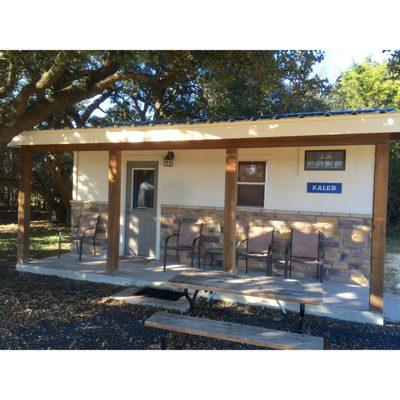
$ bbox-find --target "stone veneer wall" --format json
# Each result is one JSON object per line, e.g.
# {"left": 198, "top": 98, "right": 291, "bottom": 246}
{"left": 70, "top": 201, "right": 108, "bottom": 257}
{"left": 70, "top": 201, "right": 372, "bottom": 283}
{"left": 161, "top": 205, "right": 372, "bottom": 284}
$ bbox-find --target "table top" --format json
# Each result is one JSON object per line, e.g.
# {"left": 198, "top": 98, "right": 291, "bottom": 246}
{"left": 167, "top": 270, "right": 323, "bottom": 305}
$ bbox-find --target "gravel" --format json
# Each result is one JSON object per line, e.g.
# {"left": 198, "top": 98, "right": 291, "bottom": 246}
{"left": 1, "top": 265, "right": 400, "bottom": 350}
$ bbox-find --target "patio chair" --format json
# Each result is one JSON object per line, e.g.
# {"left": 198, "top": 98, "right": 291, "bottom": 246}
{"left": 58, "top": 213, "right": 100, "bottom": 261}
{"left": 202, "top": 233, "right": 224, "bottom": 270}
{"left": 236, "top": 226, "right": 274, "bottom": 276}
{"left": 163, "top": 220, "right": 203, "bottom": 271}
{"left": 285, "top": 229, "right": 324, "bottom": 282}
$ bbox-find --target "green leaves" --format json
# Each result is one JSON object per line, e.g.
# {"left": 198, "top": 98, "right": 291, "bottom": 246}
{"left": 332, "top": 58, "right": 400, "bottom": 110}
{"left": 330, "top": 56, "right": 400, "bottom": 224}
{"left": 0, "top": 50, "right": 331, "bottom": 142}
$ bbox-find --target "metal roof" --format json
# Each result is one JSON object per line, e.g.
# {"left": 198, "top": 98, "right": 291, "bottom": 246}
{"left": 96, "top": 108, "right": 396, "bottom": 129}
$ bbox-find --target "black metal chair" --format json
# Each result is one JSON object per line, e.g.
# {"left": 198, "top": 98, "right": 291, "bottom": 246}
{"left": 285, "top": 229, "right": 324, "bottom": 282}
{"left": 202, "top": 233, "right": 223, "bottom": 270}
{"left": 163, "top": 220, "right": 203, "bottom": 271}
{"left": 236, "top": 226, "right": 274, "bottom": 276}
{"left": 58, "top": 213, "right": 100, "bottom": 260}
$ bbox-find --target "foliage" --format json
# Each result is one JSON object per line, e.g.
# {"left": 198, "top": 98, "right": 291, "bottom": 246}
{"left": 389, "top": 142, "right": 400, "bottom": 224}
{"left": 387, "top": 223, "right": 400, "bottom": 254}
{"left": 0, "top": 51, "right": 329, "bottom": 222}
{"left": 331, "top": 58, "right": 400, "bottom": 109}
{"left": 0, "top": 149, "right": 19, "bottom": 209}
{"left": 98, "top": 50, "right": 329, "bottom": 124}
{"left": 0, "top": 50, "right": 329, "bottom": 138}
{"left": 388, "top": 50, "right": 400, "bottom": 79}
{"left": 0, "top": 147, "right": 73, "bottom": 221}
{"left": 331, "top": 57, "right": 400, "bottom": 224}
{"left": 201, "top": 51, "right": 329, "bottom": 118}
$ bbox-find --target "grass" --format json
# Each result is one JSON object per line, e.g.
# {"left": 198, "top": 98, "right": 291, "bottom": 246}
{"left": 0, "top": 220, "right": 70, "bottom": 266}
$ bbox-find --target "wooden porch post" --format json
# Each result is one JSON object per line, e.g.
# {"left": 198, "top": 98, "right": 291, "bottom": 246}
{"left": 223, "top": 147, "right": 238, "bottom": 273}
{"left": 17, "top": 150, "right": 32, "bottom": 266}
{"left": 369, "top": 141, "right": 390, "bottom": 312}
{"left": 106, "top": 150, "right": 121, "bottom": 275}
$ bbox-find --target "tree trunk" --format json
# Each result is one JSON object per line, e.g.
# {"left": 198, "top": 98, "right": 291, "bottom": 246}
{"left": 45, "top": 153, "right": 72, "bottom": 224}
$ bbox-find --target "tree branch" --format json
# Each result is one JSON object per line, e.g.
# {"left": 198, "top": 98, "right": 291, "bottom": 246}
{"left": 0, "top": 59, "right": 17, "bottom": 99}
{"left": 81, "top": 89, "right": 113, "bottom": 123}
{"left": 0, "top": 54, "right": 181, "bottom": 146}
{"left": 35, "top": 51, "right": 78, "bottom": 90}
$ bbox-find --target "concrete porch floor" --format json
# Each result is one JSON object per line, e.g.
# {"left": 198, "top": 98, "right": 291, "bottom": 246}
{"left": 16, "top": 253, "right": 400, "bottom": 325}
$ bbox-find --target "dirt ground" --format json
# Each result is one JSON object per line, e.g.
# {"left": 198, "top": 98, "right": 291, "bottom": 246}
{"left": 1, "top": 220, "right": 400, "bottom": 350}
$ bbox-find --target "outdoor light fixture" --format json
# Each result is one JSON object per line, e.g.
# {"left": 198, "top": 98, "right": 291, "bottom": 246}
{"left": 163, "top": 150, "right": 174, "bottom": 167}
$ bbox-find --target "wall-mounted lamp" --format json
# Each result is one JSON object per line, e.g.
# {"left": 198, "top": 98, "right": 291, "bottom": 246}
{"left": 163, "top": 150, "right": 174, "bottom": 167}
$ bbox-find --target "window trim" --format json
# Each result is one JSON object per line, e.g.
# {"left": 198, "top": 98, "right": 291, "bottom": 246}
{"left": 237, "top": 161, "right": 267, "bottom": 208}
{"left": 304, "top": 149, "right": 346, "bottom": 171}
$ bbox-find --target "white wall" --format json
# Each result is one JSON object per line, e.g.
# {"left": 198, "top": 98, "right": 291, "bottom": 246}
{"left": 259, "top": 145, "right": 374, "bottom": 215}
{"left": 74, "top": 146, "right": 375, "bottom": 256}
{"left": 297, "top": 146, "right": 374, "bottom": 215}
{"left": 74, "top": 151, "right": 109, "bottom": 201}
{"left": 74, "top": 146, "right": 375, "bottom": 215}
{"left": 159, "top": 150, "right": 225, "bottom": 207}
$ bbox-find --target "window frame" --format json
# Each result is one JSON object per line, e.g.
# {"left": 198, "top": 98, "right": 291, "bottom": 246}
{"left": 237, "top": 161, "right": 267, "bottom": 209}
{"left": 304, "top": 149, "right": 346, "bottom": 171}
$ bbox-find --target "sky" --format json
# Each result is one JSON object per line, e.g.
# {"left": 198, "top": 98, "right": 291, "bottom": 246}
{"left": 315, "top": 49, "right": 390, "bottom": 83}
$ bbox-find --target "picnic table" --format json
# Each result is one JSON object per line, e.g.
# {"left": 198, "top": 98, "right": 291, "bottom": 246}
{"left": 167, "top": 270, "right": 323, "bottom": 333}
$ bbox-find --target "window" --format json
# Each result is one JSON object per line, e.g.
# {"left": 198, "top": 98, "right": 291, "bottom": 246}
{"left": 305, "top": 150, "right": 346, "bottom": 171}
{"left": 132, "top": 169, "right": 155, "bottom": 209}
{"left": 237, "top": 161, "right": 266, "bottom": 207}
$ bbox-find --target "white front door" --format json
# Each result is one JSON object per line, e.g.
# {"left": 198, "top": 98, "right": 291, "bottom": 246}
{"left": 124, "top": 161, "right": 158, "bottom": 257}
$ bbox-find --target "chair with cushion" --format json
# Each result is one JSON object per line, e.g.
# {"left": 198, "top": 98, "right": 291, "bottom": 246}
{"left": 58, "top": 213, "right": 100, "bottom": 260}
{"left": 236, "top": 226, "right": 274, "bottom": 276}
{"left": 285, "top": 229, "right": 324, "bottom": 282}
{"left": 163, "top": 220, "right": 203, "bottom": 271}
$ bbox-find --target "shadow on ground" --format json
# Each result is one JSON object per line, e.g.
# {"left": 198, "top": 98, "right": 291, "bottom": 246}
{"left": 1, "top": 265, "right": 400, "bottom": 350}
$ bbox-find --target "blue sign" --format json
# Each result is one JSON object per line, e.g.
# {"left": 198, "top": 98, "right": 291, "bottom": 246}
{"left": 307, "top": 182, "right": 342, "bottom": 194}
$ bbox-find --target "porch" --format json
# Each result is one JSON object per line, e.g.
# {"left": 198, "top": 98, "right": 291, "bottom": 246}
{"left": 17, "top": 254, "right": 400, "bottom": 325}
{"left": 9, "top": 109, "right": 400, "bottom": 317}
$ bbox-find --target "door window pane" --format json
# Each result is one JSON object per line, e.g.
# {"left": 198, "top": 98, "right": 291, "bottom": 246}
{"left": 237, "top": 184, "right": 265, "bottom": 207}
{"left": 132, "top": 169, "right": 155, "bottom": 209}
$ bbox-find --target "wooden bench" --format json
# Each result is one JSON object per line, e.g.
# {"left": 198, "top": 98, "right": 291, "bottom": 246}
{"left": 145, "top": 311, "right": 324, "bottom": 350}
